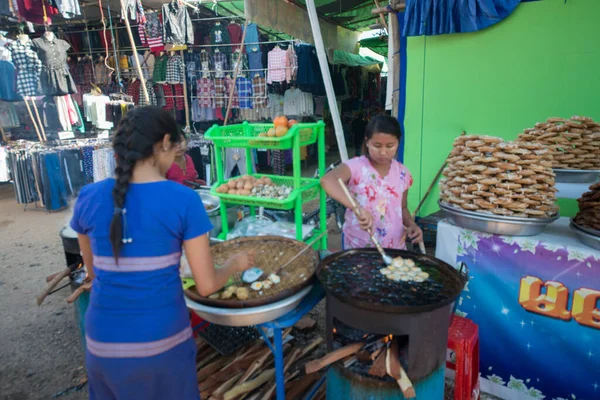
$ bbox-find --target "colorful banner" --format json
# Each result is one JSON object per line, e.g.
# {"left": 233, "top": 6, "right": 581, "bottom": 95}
{"left": 455, "top": 230, "right": 600, "bottom": 400}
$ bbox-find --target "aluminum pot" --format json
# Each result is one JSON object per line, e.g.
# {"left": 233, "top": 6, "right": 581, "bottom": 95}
{"left": 195, "top": 189, "right": 238, "bottom": 238}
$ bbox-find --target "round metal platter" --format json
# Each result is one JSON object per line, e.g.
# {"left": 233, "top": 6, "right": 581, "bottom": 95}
{"left": 317, "top": 248, "right": 467, "bottom": 314}
{"left": 570, "top": 221, "right": 600, "bottom": 251}
{"left": 553, "top": 169, "right": 600, "bottom": 184}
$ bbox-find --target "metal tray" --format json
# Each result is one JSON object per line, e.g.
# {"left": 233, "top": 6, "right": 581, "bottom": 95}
{"left": 185, "top": 285, "right": 312, "bottom": 326}
{"left": 439, "top": 202, "right": 558, "bottom": 236}
{"left": 570, "top": 221, "right": 600, "bottom": 251}
{"left": 554, "top": 169, "right": 600, "bottom": 184}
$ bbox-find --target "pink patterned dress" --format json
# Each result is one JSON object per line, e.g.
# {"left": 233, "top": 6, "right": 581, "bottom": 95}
{"left": 343, "top": 156, "right": 413, "bottom": 250}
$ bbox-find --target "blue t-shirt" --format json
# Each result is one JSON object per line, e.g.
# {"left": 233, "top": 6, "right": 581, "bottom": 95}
{"left": 70, "top": 179, "right": 212, "bottom": 345}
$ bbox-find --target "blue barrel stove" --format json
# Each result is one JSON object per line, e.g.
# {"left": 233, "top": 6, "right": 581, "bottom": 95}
{"left": 59, "top": 227, "right": 90, "bottom": 352}
{"left": 318, "top": 249, "right": 467, "bottom": 399}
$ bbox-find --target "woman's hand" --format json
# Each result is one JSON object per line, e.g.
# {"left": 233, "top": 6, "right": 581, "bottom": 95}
{"left": 405, "top": 223, "right": 424, "bottom": 244}
{"left": 225, "top": 251, "right": 256, "bottom": 273}
{"left": 356, "top": 207, "right": 373, "bottom": 232}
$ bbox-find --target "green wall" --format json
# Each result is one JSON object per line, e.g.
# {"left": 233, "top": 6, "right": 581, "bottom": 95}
{"left": 404, "top": 0, "right": 600, "bottom": 217}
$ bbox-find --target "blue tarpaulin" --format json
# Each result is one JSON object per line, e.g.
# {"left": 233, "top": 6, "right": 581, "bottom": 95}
{"left": 403, "top": 0, "right": 522, "bottom": 36}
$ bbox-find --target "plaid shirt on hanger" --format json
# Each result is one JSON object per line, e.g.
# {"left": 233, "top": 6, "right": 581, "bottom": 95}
{"left": 196, "top": 78, "right": 214, "bottom": 108}
{"left": 165, "top": 54, "right": 184, "bottom": 84}
{"left": 139, "top": 81, "right": 157, "bottom": 106}
{"left": 225, "top": 77, "right": 239, "bottom": 109}
{"left": 212, "top": 51, "right": 228, "bottom": 78}
{"left": 252, "top": 76, "right": 267, "bottom": 108}
{"left": 199, "top": 51, "right": 212, "bottom": 78}
{"left": 162, "top": 84, "right": 174, "bottom": 110}
{"left": 214, "top": 78, "right": 226, "bottom": 108}
{"left": 236, "top": 77, "right": 253, "bottom": 110}
{"left": 126, "top": 79, "right": 141, "bottom": 104}
{"left": 230, "top": 51, "right": 249, "bottom": 77}
{"left": 173, "top": 84, "right": 184, "bottom": 110}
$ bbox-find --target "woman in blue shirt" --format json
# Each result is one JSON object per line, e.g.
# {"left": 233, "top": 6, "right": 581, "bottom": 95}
{"left": 70, "top": 106, "right": 254, "bottom": 399}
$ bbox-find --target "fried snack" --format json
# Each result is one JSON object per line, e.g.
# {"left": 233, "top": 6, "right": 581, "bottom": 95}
{"left": 439, "top": 135, "right": 558, "bottom": 219}
{"left": 574, "top": 183, "right": 600, "bottom": 231}
{"left": 516, "top": 116, "right": 600, "bottom": 170}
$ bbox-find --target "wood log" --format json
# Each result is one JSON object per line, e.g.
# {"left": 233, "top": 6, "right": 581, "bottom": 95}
{"left": 205, "top": 372, "right": 242, "bottom": 400}
{"left": 285, "top": 373, "right": 320, "bottom": 400}
{"left": 223, "top": 369, "right": 274, "bottom": 400}
{"left": 259, "top": 348, "right": 302, "bottom": 400}
{"left": 238, "top": 347, "right": 275, "bottom": 384}
{"left": 203, "top": 352, "right": 264, "bottom": 387}
{"left": 197, "top": 356, "right": 232, "bottom": 383}
{"left": 298, "top": 337, "right": 324, "bottom": 360}
{"left": 355, "top": 350, "right": 371, "bottom": 363}
{"left": 304, "top": 342, "right": 364, "bottom": 374}
{"left": 294, "top": 316, "right": 317, "bottom": 331}
{"left": 386, "top": 339, "right": 415, "bottom": 398}
{"left": 368, "top": 347, "right": 388, "bottom": 377}
{"left": 37, "top": 267, "right": 72, "bottom": 305}
{"left": 66, "top": 281, "right": 91, "bottom": 303}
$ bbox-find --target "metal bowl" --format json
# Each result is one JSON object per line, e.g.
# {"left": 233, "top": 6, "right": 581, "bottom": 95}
{"left": 195, "top": 189, "right": 238, "bottom": 238}
{"left": 554, "top": 169, "right": 600, "bottom": 184}
{"left": 570, "top": 221, "right": 600, "bottom": 250}
{"left": 439, "top": 202, "right": 558, "bottom": 236}
{"left": 184, "top": 285, "right": 312, "bottom": 326}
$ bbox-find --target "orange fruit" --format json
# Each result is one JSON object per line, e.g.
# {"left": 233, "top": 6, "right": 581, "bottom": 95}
{"left": 274, "top": 116, "right": 289, "bottom": 127}
{"left": 275, "top": 126, "right": 289, "bottom": 137}
{"left": 267, "top": 128, "right": 277, "bottom": 137}
{"left": 287, "top": 119, "right": 298, "bottom": 128}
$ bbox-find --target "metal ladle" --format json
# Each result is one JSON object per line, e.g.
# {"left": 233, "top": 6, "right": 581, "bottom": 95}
{"left": 338, "top": 179, "right": 393, "bottom": 265}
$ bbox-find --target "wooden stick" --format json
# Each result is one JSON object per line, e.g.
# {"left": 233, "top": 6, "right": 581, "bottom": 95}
{"left": 37, "top": 266, "right": 71, "bottom": 305}
{"left": 259, "top": 348, "right": 302, "bottom": 400}
{"left": 274, "top": 231, "right": 328, "bottom": 275}
{"left": 371, "top": 2, "right": 406, "bottom": 14}
{"left": 30, "top": 98, "right": 47, "bottom": 141}
{"left": 369, "top": 348, "right": 388, "bottom": 377}
{"left": 205, "top": 372, "right": 242, "bottom": 399}
{"left": 180, "top": 49, "right": 190, "bottom": 131}
{"left": 413, "top": 131, "right": 467, "bottom": 218}
{"left": 223, "top": 19, "right": 249, "bottom": 126}
{"left": 224, "top": 369, "right": 274, "bottom": 400}
{"left": 386, "top": 339, "right": 415, "bottom": 398}
{"left": 304, "top": 342, "right": 364, "bottom": 375}
{"left": 66, "top": 281, "right": 91, "bottom": 303}
{"left": 118, "top": 0, "right": 149, "bottom": 103}
{"left": 23, "top": 98, "right": 44, "bottom": 143}
{"left": 285, "top": 373, "right": 320, "bottom": 400}
{"left": 299, "top": 337, "right": 324, "bottom": 360}
{"left": 373, "top": 0, "right": 389, "bottom": 32}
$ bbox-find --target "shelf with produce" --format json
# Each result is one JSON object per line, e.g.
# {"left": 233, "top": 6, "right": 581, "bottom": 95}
{"left": 206, "top": 118, "right": 327, "bottom": 250}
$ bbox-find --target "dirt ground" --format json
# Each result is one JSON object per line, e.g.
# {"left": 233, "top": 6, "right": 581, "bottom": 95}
{"left": 0, "top": 183, "right": 87, "bottom": 400}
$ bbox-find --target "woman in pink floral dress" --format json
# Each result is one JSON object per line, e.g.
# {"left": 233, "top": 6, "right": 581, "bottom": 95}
{"left": 321, "top": 114, "right": 423, "bottom": 250}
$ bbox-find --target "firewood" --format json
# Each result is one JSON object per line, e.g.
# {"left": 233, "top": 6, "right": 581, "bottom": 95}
{"left": 197, "top": 350, "right": 220, "bottom": 370}
{"left": 368, "top": 349, "right": 387, "bottom": 377}
{"left": 304, "top": 342, "right": 364, "bottom": 374}
{"left": 238, "top": 347, "right": 274, "bottom": 384}
{"left": 369, "top": 344, "right": 386, "bottom": 361}
{"left": 206, "top": 372, "right": 242, "bottom": 400}
{"left": 198, "top": 356, "right": 232, "bottom": 383}
{"left": 294, "top": 316, "right": 316, "bottom": 331}
{"left": 313, "top": 382, "right": 327, "bottom": 400}
{"left": 223, "top": 369, "right": 275, "bottom": 400}
{"left": 343, "top": 356, "right": 357, "bottom": 368}
{"left": 204, "top": 355, "right": 262, "bottom": 387}
{"left": 386, "top": 339, "right": 415, "bottom": 398}
{"left": 258, "top": 348, "right": 302, "bottom": 400}
{"left": 284, "top": 373, "right": 320, "bottom": 400}
{"left": 298, "top": 337, "right": 324, "bottom": 360}
{"left": 355, "top": 350, "right": 371, "bottom": 363}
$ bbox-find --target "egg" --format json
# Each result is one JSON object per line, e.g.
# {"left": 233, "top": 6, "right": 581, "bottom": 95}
{"left": 251, "top": 282, "right": 263, "bottom": 291}
{"left": 221, "top": 290, "right": 233, "bottom": 299}
{"left": 236, "top": 181, "right": 246, "bottom": 190}
{"left": 380, "top": 268, "right": 392, "bottom": 276}
{"left": 239, "top": 189, "right": 251, "bottom": 196}
{"left": 405, "top": 259, "right": 416, "bottom": 268}
{"left": 262, "top": 280, "right": 273, "bottom": 290}
{"left": 235, "top": 287, "right": 249, "bottom": 300}
{"left": 227, "top": 180, "right": 237, "bottom": 189}
{"left": 268, "top": 274, "right": 281, "bottom": 284}
{"left": 244, "top": 183, "right": 253, "bottom": 190}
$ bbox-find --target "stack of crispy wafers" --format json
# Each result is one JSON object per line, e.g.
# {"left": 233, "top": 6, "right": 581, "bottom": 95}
{"left": 439, "top": 135, "right": 559, "bottom": 218}
{"left": 517, "top": 116, "right": 600, "bottom": 170}
{"left": 574, "top": 182, "right": 600, "bottom": 231}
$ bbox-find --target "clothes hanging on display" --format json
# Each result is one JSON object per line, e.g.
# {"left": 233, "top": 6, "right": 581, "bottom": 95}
{"left": 54, "top": 0, "right": 81, "bottom": 19}
{"left": 162, "top": 1, "right": 194, "bottom": 45}
{"left": 212, "top": 51, "right": 228, "bottom": 78}
{"left": 252, "top": 76, "right": 267, "bottom": 108}
{"left": 230, "top": 50, "right": 249, "bottom": 77}
{"left": 236, "top": 77, "right": 252, "bottom": 110}
{"left": 283, "top": 88, "right": 313, "bottom": 117}
{"left": 139, "top": 11, "right": 165, "bottom": 52}
{"left": 210, "top": 22, "right": 230, "bottom": 52}
{"left": 153, "top": 53, "right": 168, "bottom": 83}
{"left": 165, "top": 54, "right": 185, "bottom": 84}
{"left": 15, "top": 0, "right": 59, "bottom": 24}
{"left": 92, "top": 147, "right": 115, "bottom": 182}
{"left": 286, "top": 46, "right": 298, "bottom": 83}
{"left": 247, "top": 51, "right": 264, "bottom": 78}
{"left": 0, "top": 101, "right": 20, "bottom": 127}
{"left": 7, "top": 38, "right": 42, "bottom": 97}
{"left": 267, "top": 47, "right": 287, "bottom": 84}
{"left": 227, "top": 22, "right": 242, "bottom": 52}
{"left": 33, "top": 35, "right": 77, "bottom": 96}
{"left": 243, "top": 23, "right": 260, "bottom": 53}
{"left": 225, "top": 148, "right": 247, "bottom": 178}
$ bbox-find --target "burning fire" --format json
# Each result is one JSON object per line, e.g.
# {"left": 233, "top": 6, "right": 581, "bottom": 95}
{"left": 383, "top": 334, "right": 393, "bottom": 344}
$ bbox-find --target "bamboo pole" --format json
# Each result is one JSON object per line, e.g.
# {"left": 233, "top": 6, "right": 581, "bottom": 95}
{"left": 305, "top": 0, "right": 348, "bottom": 161}
{"left": 23, "top": 98, "right": 44, "bottom": 143}
{"left": 180, "top": 50, "right": 190, "bottom": 130}
{"left": 373, "top": 0, "right": 389, "bottom": 32}
{"left": 118, "top": 0, "right": 149, "bottom": 103}
{"left": 223, "top": 20, "right": 250, "bottom": 126}
{"left": 30, "top": 99, "right": 47, "bottom": 141}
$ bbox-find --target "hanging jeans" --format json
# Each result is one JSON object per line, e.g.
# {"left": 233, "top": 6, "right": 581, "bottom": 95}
{"left": 42, "top": 153, "right": 69, "bottom": 211}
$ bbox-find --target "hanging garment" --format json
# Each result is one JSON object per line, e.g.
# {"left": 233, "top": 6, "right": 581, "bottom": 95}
{"left": 247, "top": 51, "right": 264, "bottom": 78}
{"left": 267, "top": 47, "right": 287, "bottom": 84}
{"left": 196, "top": 78, "right": 214, "bottom": 108}
{"left": 0, "top": 101, "right": 20, "bottom": 127}
{"left": 199, "top": 50, "right": 212, "bottom": 78}
{"left": 212, "top": 51, "right": 228, "bottom": 79}
{"left": 162, "top": 2, "right": 194, "bottom": 45}
{"left": 225, "top": 77, "right": 239, "bottom": 109}
{"left": 252, "top": 76, "right": 267, "bottom": 109}
{"left": 126, "top": 79, "right": 141, "bottom": 104}
{"left": 138, "top": 80, "right": 157, "bottom": 106}
{"left": 210, "top": 23, "right": 231, "bottom": 53}
{"left": 227, "top": 23, "right": 242, "bottom": 52}
{"left": 286, "top": 46, "right": 298, "bottom": 83}
{"left": 139, "top": 12, "right": 164, "bottom": 52}
{"left": 173, "top": 84, "right": 184, "bottom": 111}
{"left": 225, "top": 148, "right": 247, "bottom": 178}
{"left": 7, "top": 39, "right": 42, "bottom": 97}
{"left": 0, "top": 36, "right": 13, "bottom": 61}
{"left": 15, "top": 0, "right": 58, "bottom": 25}
{"left": 165, "top": 54, "right": 184, "bottom": 84}
{"left": 243, "top": 23, "right": 260, "bottom": 53}
{"left": 153, "top": 54, "right": 168, "bottom": 83}
{"left": 214, "top": 78, "right": 225, "bottom": 108}
{"left": 236, "top": 78, "right": 252, "bottom": 110}
{"left": 32, "top": 36, "right": 77, "bottom": 96}
{"left": 230, "top": 51, "right": 249, "bottom": 78}
{"left": 53, "top": 0, "right": 81, "bottom": 19}
{"left": 0, "top": 60, "right": 19, "bottom": 101}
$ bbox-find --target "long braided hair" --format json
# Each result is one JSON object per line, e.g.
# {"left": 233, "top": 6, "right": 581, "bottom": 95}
{"left": 110, "top": 106, "right": 182, "bottom": 260}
